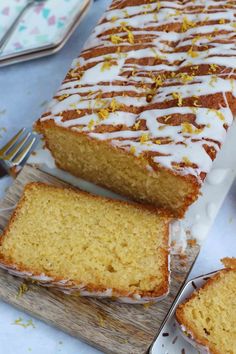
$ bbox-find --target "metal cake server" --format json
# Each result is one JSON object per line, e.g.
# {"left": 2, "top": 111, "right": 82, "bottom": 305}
{"left": 0, "top": 128, "right": 38, "bottom": 178}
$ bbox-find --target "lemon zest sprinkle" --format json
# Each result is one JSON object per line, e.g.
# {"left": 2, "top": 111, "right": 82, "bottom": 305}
{"left": 130, "top": 146, "right": 136, "bottom": 154}
{"left": 209, "top": 64, "right": 219, "bottom": 73}
{"left": 16, "top": 283, "right": 29, "bottom": 298}
{"left": 101, "top": 59, "right": 117, "bottom": 72}
{"left": 88, "top": 119, "right": 95, "bottom": 130}
{"left": 58, "top": 94, "right": 69, "bottom": 101}
{"left": 98, "top": 108, "right": 109, "bottom": 120}
{"left": 110, "top": 34, "right": 123, "bottom": 44}
{"left": 13, "top": 317, "right": 35, "bottom": 329}
{"left": 187, "top": 47, "right": 199, "bottom": 58}
{"left": 172, "top": 92, "right": 183, "bottom": 106}
{"left": 140, "top": 133, "right": 149, "bottom": 144}
{"left": 209, "top": 75, "right": 218, "bottom": 87}
{"left": 182, "top": 16, "right": 195, "bottom": 32}
{"left": 182, "top": 156, "right": 192, "bottom": 165}
{"left": 182, "top": 123, "right": 203, "bottom": 134}
{"left": 111, "top": 16, "right": 118, "bottom": 22}
{"left": 215, "top": 110, "right": 225, "bottom": 121}
{"left": 134, "top": 120, "right": 141, "bottom": 130}
{"left": 127, "top": 31, "right": 134, "bottom": 44}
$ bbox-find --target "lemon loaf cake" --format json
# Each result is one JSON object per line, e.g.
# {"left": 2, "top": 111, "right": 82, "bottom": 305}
{"left": 35, "top": 0, "right": 236, "bottom": 217}
{"left": 0, "top": 182, "right": 171, "bottom": 303}
{"left": 176, "top": 258, "right": 236, "bottom": 353}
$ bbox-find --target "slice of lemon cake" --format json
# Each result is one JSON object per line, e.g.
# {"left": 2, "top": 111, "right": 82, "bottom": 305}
{"left": 35, "top": 0, "right": 236, "bottom": 217}
{"left": 0, "top": 182, "right": 171, "bottom": 303}
{"left": 176, "top": 258, "right": 236, "bottom": 353}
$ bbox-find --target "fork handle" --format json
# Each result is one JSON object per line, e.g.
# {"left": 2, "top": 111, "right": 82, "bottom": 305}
{"left": 0, "top": 0, "right": 34, "bottom": 53}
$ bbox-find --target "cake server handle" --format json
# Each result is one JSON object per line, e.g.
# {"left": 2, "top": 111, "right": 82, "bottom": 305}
{"left": 0, "top": 0, "right": 42, "bottom": 54}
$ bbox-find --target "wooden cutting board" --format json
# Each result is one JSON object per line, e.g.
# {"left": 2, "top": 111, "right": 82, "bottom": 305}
{"left": 0, "top": 165, "right": 199, "bottom": 354}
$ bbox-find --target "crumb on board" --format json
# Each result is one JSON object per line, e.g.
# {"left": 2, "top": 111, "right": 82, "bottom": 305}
{"left": 16, "top": 282, "right": 29, "bottom": 298}
{"left": 97, "top": 313, "right": 106, "bottom": 328}
{"left": 187, "top": 239, "right": 197, "bottom": 247}
{"left": 179, "top": 254, "right": 187, "bottom": 260}
{"left": 171, "top": 240, "right": 176, "bottom": 247}
{"left": 143, "top": 302, "right": 154, "bottom": 309}
{"left": 58, "top": 341, "right": 63, "bottom": 345}
{"left": 12, "top": 317, "right": 36, "bottom": 328}
{"left": 175, "top": 274, "right": 183, "bottom": 282}
{"left": 31, "top": 151, "right": 37, "bottom": 156}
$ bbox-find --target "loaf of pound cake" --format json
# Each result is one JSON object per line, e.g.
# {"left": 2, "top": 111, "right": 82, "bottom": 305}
{"left": 0, "top": 182, "right": 171, "bottom": 303}
{"left": 35, "top": 0, "right": 236, "bottom": 217}
{"left": 176, "top": 258, "right": 236, "bottom": 354}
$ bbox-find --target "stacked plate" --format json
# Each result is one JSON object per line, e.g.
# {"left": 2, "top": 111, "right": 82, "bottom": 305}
{"left": 0, "top": 0, "right": 91, "bottom": 67}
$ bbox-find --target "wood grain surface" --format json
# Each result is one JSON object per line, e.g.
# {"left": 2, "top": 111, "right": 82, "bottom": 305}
{"left": 0, "top": 165, "right": 200, "bottom": 354}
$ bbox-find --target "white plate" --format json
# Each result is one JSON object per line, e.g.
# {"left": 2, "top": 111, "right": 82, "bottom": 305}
{"left": 150, "top": 270, "right": 219, "bottom": 354}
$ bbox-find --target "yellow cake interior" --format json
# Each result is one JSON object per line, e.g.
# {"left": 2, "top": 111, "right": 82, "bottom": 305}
{"left": 176, "top": 269, "right": 236, "bottom": 353}
{"left": 0, "top": 182, "right": 170, "bottom": 296}
{"left": 36, "top": 123, "right": 199, "bottom": 218}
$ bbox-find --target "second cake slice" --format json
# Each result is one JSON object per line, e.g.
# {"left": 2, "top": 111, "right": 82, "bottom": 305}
{"left": 0, "top": 182, "right": 171, "bottom": 303}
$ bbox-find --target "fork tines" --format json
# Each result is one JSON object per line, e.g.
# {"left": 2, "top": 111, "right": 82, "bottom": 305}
{"left": 0, "top": 128, "right": 38, "bottom": 166}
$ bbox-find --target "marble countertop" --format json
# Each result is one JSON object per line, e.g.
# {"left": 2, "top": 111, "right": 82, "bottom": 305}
{"left": 0, "top": 1, "right": 236, "bottom": 353}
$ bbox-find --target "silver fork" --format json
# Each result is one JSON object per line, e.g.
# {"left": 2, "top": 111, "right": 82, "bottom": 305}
{"left": 0, "top": 128, "right": 38, "bottom": 178}
{"left": 0, "top": 0, "right": 46, "bottom": 53}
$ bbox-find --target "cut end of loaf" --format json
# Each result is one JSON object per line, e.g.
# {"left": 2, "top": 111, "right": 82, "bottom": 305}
{"left": 35, "top": 121, "right": 200, "bottom": 218}
{"left": 176, "top": 262, "right": 236, "bottom": 354}
{"left": 0, "top": 182, "right": 171, "bottom": 302}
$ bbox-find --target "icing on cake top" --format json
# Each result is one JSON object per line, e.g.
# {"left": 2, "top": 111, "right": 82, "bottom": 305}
{"left": 40, "top": 0, "right": 236, "bottom": 183}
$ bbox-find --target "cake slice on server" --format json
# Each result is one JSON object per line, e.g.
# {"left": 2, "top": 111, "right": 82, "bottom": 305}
{"left": 35, "top": 0, "right": 236, "bottom": 217}
{"left": 0, "top": 182, "right": 171, "bottom": 303}
{"left": 176, "top": 258, "right": 236, "bottom": 354}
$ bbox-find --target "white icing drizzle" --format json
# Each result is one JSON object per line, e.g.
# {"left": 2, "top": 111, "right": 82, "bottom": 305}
{"left": 0, "top": 261, "right": 169, "bottom": 304}
{"left": 39, "top": 0, "right": 236, "bottom": 183}
{"left": 178, "top": 323, "right": 210, "bottom": 354}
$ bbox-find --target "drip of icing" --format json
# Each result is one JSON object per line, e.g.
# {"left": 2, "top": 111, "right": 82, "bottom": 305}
{"left": 206, "top": 202, "right": 217, "bottom": 220}
{"left": 170, "top": 220, "right": 187, "bottom": 254}
{"left": 206, "top": 168, "right": 230, "bottom": 185}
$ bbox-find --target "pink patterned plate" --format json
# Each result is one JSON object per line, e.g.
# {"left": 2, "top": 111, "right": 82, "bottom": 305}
{"left": 0, "top": 0, "right": 91, "bottom": 67}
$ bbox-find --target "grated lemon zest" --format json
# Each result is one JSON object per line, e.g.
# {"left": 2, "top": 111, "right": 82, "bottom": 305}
{"left": 182, "top": 16, "right": 195, "bottom": 32}
{"left": 98, "top": 108, "right": 109, "bottom": 120}
{"left": 172, "top": 92, "right": 183, "bottom": 106}
{"left": 110, "top": 34, "right": 123, "bottom": 44}
{"left": 130, "top": 146, "right": 136, "bottom": 154}
{"left": 140, "top": 133, "right": 149, "bottom": 144}
{"left": 88, "top": 119, "right": 95, "bottom": 130}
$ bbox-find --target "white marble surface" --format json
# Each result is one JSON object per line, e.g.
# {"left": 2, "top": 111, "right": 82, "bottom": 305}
{"left": 0, "top": 0, "right": 236, "bottom": 353}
